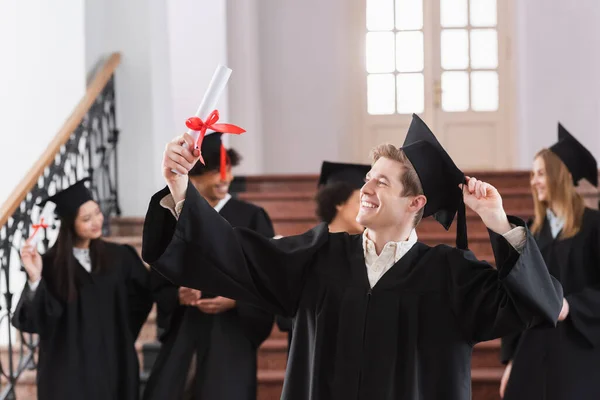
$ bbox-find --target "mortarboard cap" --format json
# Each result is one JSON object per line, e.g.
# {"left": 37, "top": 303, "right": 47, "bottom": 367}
{"left": 549, "top": 123, "right": 598, "bottom": 187}
{"left": 318, "top": 161, "right": 370, "bottom": 189}
{"left": 401, "top": 114, "right": 468, "bottom": 249}
{"left": 39, "top": 178, "right": 94, "bottom": 219}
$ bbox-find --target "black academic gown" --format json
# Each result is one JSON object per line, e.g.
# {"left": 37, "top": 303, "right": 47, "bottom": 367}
{"left": 143, "top": 196, "right": 275, "bottom": 400}
{"left": 12, "top": 242, "right": 153, "bottom": 400}
{"left": 501, "top": 208, "right": 600, "bottom": 400}
{"left": 142, "top": 184, "right": 563, "bottom": 400}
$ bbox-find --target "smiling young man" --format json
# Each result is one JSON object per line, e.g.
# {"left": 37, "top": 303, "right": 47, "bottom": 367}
{"left": 143, "top": 115, "right": 564, "bottom": 400}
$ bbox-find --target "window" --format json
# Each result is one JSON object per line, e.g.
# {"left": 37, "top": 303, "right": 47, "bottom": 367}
{"left": 366, "top": 0, "right": 425, "bottom": 114}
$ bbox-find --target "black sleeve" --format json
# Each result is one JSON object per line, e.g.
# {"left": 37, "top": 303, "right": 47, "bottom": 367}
{"left": 275, "top": 315, "right": 293, "bottom": 332}
{"left": 447, "top": 216, "right": 563, "bottom": 344}
{"left": 236, "top": 302, "right": 275, "bottom": 348}
{"left": 149, "top": 268, "right": 183, "bottom": 342}
{"left": 564, "top": 222, "right": 600, "bottom": 347}
{"left": 122, "top": 245, "right": 154, "bottom": 339}
{"left": 12, "top": 280, "right": 64, "bottom": 337}
{"left": 500, "top": 332, "right": 521, "bottom": 364}
{"left": 142, "top": 183, "right": 329, "bottom": 317}
{"left": 250, "top": 207, "right": 276, "bottom": 238}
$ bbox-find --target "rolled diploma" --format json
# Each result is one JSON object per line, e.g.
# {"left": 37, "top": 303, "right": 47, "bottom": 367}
{"left": 173, "top": 65, "right": 232, "bottom": 174}
{"left": 187, "top": 64, "right": 232, "bottom": 147}
{"left": 28, "top": 204, "right": 55, "bottom": 246}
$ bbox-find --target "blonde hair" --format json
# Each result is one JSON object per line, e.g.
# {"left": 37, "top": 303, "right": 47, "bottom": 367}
{"left": 530, "top": 148, "right": 585, "bottom": 238}
{"left": 370, "top": 144, "right": 425, "bottom": 227}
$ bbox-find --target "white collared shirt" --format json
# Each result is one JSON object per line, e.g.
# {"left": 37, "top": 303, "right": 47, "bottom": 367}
{"left": 362, "top": 229, "right": 418, "bottom": 288}
{"left": 214, "top": 193, "right": 232, "bottom": 213}
{"left": 546, "top": 208, "right": 564, "bottom": 239}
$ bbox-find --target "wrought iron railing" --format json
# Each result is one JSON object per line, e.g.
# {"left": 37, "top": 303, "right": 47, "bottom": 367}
{"left": 0, "top": 55, "right": 121, "bottom": 399}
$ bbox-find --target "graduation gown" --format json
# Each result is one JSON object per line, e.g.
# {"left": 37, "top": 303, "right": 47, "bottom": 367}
{"left": 501, "top": 208, "right": 600, "bottom": 400}
{"left": 13, "top": 242, "right": 153, "bottom": 400}
{"left": 142, "top": 184, "right": 563, "bottom": 400}
{"left": 144, "top": 196, "right": 275, "bottom": 400}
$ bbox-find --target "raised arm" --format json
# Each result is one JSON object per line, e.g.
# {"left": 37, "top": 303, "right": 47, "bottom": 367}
{"left": 12, "top": 249, "right": 64, "bottom": 336}
{"left": 447, "top": 217, "right": 563, "bottom": 343}
{"left": 447, "top": 177, "right": 563, "bottom": 343}
{"left": 143, "top": 182, "right": 328, "bottom": 317}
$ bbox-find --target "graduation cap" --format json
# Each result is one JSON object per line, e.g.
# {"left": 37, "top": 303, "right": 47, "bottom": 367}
{"left": 39, "top": 178, "right": 94, "bottom": 219}
{"left": 401, "top": 114, "right": 468, "bottom": 249}
{"left": 549, "top": 123, "right": 598, "bottom": 187}
{"left": 318, "top": 161, "right": 370, "bottom": 190}
{"left": 189, "top": 132, "right": 235, "bottom": 179}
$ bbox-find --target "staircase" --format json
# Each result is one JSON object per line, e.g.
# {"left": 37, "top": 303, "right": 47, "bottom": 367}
{"left": 9, "top": 171, "right": 598, "bottom": 399}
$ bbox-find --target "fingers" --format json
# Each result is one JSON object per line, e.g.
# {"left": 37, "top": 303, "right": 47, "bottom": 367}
{"left": 196, "top": 298, "right": 217, "bottom": 307}
{"left": 196, "top": 299, "right": 219, "bottom": 314}
{"left": 164, "top": 134, "right": 201, "bottom": 173}
{"left": 172, "top": 132, "right": 195, "bottom": 149}
{"left": 20, "top": 244, "right": 37, "bottom": 257}
{"left": 164, "top": 144, "right": 194, "bottom": 170}
{"left": 179, "top": 287, "right": 201, "bottom": 305}
{"left": 462, "top": 177, "right": 492, "bottom": 199}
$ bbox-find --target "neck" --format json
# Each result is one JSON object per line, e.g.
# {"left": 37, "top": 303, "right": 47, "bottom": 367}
{"left": 74, "top": 238, "right": 91, "bottom": 249}
{"left": 367, "top": 224, "right": 413, "bottom": 255}
{"left": 547, "top": 203, "right": 563, "bottom": 218}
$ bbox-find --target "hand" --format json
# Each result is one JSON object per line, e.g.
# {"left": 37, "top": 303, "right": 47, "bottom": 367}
{"left": 178, "top": 287, "right": 202, "bottom": 306}
{"left": 20, "top": 241, "right": 42, "bottom": 283}
{"left": 162, "top": 133, "right": 200, "bottom": 202}
{"left": 499, "top": 361, "right": 512, "bottom": 398}
{"left": 461, "top": 176, "right": 511, "bottom": 234}
{"left": 196, "top": 296, "right": 236, "bottom": 314}
{"left": 558, "top": 298, "right": 570, "bottom": 321}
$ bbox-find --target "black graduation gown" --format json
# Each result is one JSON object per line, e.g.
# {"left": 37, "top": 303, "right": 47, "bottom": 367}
{"left": 142, "top": 184, "right": 563, "bottom": 400}
{"left": 501, "top": 208, "right": 600, "bottom": 400}
{"left": 12, "top": 242, "right": 153, "bottom": 400}
{"left": 144, "top": 196, "right": 275, "bottom": 400}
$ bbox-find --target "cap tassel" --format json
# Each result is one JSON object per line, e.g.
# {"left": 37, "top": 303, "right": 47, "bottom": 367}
{"left": 220, "top": 144, "right": 227, "bottom": 181}
{"left": 456, "top": 186, "right": 469, "bottom": 250}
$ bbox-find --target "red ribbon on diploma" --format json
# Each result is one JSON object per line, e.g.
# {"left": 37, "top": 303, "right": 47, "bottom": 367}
{"left": 29, "top": 217, "right": 49, "bottom": 241}
{"left": 185, "top": 110, "right": 245, "bottom": 180}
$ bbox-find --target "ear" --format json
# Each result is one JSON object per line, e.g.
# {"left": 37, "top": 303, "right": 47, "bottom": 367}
{"left": 409, "top": 195, "right": 427, "bottom": 213}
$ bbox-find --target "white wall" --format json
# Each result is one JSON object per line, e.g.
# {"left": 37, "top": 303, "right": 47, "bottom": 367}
{"left": 82, "top": 0, "right": 177, "bottom": 216}
{"left": 0, "top": 0, "right": 86, "bottom": 207}
{"left": 84, "top": 0, "right": 108, "bottom": 78}
{"left": 515, "top": 0, "right": 600, "bottom": 168}
{"left": 226, "top": 0, "right": 264, "bottom": 175}
{"left": 167, "top": 0, "right": 229, "bottom": 140}
{"left": 226, "top": 0, "right": 362, "bottom": 175}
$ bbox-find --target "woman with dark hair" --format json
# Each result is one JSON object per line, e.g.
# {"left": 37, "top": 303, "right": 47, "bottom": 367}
{"left": 14, "top": 179, "right": 153, "bottom": 400}
{"left": 315, "top": 161, "right": 370, "bottom": 234}
{"left": 500, "top": 124, "right": 600, "bottom": 400}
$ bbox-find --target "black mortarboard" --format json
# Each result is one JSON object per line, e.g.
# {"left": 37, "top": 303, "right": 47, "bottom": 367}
{"left": 549, "top": 123, "right": 598, "bottom": 187}
{"left": 318, "top": 161, "right": 370, "bottom": 189}
{"left": 39, "top": 178, "right": 94, "bottom": 219}
{"left": 401, "top": 114, "right": 468, "bottom": 249}
{"left": 190, "top": 132, "right": 235, "bottom": 179}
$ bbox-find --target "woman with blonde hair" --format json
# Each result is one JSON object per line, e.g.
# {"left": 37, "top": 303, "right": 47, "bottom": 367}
{"left": 500, "top": 124, "right": 600, "bottom": 400}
